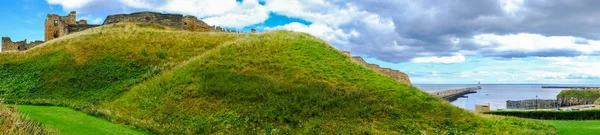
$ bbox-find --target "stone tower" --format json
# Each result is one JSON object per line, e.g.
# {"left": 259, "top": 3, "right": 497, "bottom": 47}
{"left": 45, "top": 11, "right": 77, "bottom": 42}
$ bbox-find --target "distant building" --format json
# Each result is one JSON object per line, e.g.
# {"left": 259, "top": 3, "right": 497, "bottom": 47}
{"left": 475, "top": 103, "right": 490, "bottom": 113}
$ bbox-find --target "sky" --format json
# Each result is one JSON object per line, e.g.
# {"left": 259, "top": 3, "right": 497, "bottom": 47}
{"left": 1, "top": 0, "right": 600, "bottom": 84}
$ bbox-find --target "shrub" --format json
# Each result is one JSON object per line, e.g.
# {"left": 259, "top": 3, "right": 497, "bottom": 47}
{"left": 0, "top": 102, "right": 51, "bottom": 135}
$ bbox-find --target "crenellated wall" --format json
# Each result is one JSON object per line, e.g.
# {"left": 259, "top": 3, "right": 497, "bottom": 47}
{"left": 343, "top": 51, "right": 412, "bottom": 85}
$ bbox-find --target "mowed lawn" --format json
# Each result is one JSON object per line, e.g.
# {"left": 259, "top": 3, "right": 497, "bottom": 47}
{"left": 15, "top": 105, "right": 148, "bottom": 135}
{"left": 543, "top": 120, "right": 600, "bottom": 135}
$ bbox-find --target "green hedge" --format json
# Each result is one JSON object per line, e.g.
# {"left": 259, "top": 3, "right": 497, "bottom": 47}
{"left": 485, "top": 110, "right": 600, "bottom": 120}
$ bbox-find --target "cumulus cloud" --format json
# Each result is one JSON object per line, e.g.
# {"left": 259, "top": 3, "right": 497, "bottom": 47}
{"left": 46, "top": 0, "right": 269, "bottom": 28}
{"left": 46, "top": 0, "right": 600, "bottom": 63}
{"left": 412, "top": 54, "right": 466, "bottom": 64}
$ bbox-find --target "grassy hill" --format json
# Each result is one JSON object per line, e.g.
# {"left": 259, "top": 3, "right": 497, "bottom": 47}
{"left": 0, "top": 23, "right": 555, "bottom": 134}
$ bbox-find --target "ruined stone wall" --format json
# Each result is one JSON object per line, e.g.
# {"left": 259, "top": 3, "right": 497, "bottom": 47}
{"left": 347, "top": 53, "right": 412, "bottom": 85}
{"left": 67, "top": 24, "right": 102, "bottom": 33}
{"left": 45, "top": 14, "right": 68, "bottom": 41}
{"left": 102, "top": 12, "right": 236, "bottom": 33}
{"left": 0, "top": 37, "right": 40, "bottom": 52}
{"left": 27, "top": 40, "right": 44, "bottom": 49}
{"left": 104, "top": 12, "right": 185, "bottom": 29}
{"left": 45, "top": 11, "right": 100, "bottom": 42}
{"left": 182, "top": 16, "right": 211, "bottom": 32}
{"left": 77, "top": 20, "right": 88, "bottom": 25}
{"left": 2, "top": 37, "right": 18, "bottom": 52}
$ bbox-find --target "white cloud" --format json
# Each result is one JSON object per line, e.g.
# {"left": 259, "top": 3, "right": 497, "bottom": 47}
{"left": 266, "top": 22, "right": 356, "bottom": 46}
{"left": 472, "top": 33, "right": 600, "bottom": 54}
{"left": 201, "top": 0, "right": 269, "bottom": 28}
{"left": 78, "top": 15, "right": 104, "bottom": 24}
{"left": 411, "top": 53, "right": 466, "bottom": 64}
{"left": 48, "top": 0, "right": 269, "bottom": 28}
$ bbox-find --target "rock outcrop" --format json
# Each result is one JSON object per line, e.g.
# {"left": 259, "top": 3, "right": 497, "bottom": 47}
{"left": 557, "top": 90, "right": 600, "bottom": 106}
{"left": 343, "top": 51, "right": 412, "bottom": 85}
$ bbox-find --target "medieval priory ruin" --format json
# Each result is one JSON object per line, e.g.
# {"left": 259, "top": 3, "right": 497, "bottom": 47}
{"left": 1, "top": 11, "right": 249, "bottom": 52}
{"left": 1, "top": 11, "right": 412, "bottom": 85}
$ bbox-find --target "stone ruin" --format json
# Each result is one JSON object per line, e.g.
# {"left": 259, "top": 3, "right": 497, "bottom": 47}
{"left": 2, "top": 11, "right": 250, "bottom": 52}
{"left": 1, "top": 37, "right": 43, "bottom": 52}
{"left": 343, "top": 51, "right": 412, "bottom": 85}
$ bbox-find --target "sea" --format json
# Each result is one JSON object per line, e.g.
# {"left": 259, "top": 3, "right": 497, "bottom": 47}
{"left": 414, "top": 84, "right": 600, "bottom": 111}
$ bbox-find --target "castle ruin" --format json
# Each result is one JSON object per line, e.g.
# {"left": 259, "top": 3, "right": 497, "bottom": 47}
{"left": 1, "top": 37, "right": 43, "bottom": 52}
{"left": 2, "top": 11, "right": 244, "bottom": 52}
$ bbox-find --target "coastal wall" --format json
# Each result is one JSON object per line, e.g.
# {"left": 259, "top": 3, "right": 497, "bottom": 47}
{"left": 343, "top": 51, "right": 412, "bottom": 85}
{"left": 557, "top": 90, "right": 600, "bottom": 106}
{"left": 506, "top": 99, "right": 558, "bottom": 110}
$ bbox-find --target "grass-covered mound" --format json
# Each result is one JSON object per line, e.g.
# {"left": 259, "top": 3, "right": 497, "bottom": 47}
{"left": 0, "top": 23, "right": 555, "bottom": 134}
{"left": 0, "top": 23, "right": 245, "bottom": 106}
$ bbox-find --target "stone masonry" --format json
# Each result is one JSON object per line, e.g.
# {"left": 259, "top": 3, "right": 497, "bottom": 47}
{"left": 3, "top": 11, "right": 246, "bottom": 52}
{"left": 45, "top": 11, "right": 102, "bottom": 42}
{"left": 343, "top": 51, "right": 412, "bottom": 85}
{"left": 103, "top": 12, "right": 236, "bottom": 32}
{"left": 1, "top": 37, "right": 43, "bottom": 52}
{"left": 506, "top": 99, "right": 558, "bottom": 110}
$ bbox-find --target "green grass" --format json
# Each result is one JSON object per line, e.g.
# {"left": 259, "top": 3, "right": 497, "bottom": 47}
{"left": 543, "top": 120, "right": 600, "bottom": 135}
{"left": 0, "top": 23, "right": 556, "bottom": 134}
{"left": 15, "top": 105, "right": 148, "bottom": 135}
{"left": 485, "top": 110, "right": 600, "bottom": 120}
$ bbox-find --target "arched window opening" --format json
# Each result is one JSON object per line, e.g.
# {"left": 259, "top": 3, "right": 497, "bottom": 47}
{"left": 54, "top": 20, "right": 59, "bottom": 26}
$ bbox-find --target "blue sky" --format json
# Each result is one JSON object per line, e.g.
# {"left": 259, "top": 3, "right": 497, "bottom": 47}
{"left": 2, "top": 0, "right": 600, "bottom": 84}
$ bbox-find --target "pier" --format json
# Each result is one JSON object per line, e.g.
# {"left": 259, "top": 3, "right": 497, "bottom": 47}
{"left": 430, "top": 86, "right": 482, "bottom": 102}
{"left": 541, "top": 86, "right": 600, "bottom": 89}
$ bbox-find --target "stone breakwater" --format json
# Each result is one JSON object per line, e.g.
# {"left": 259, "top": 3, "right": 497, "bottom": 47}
{"left": 342, "top": 51, "right": 411, "bottom": 85}
{"left": 430, "top": 86, "right": 481, "bottom": 101}
{"left": 506, "top": 99, "right": 558, "bottom": 110}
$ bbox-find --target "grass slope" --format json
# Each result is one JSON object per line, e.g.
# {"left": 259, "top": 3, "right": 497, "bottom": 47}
{"left": 0, "top": 23, "right": 555, "bottom": 134}
{"left": 15, "top": 105, "right": 147, "bottom": 135}
{"left": 543, "top": 120, "right": 600, "bottom": 135}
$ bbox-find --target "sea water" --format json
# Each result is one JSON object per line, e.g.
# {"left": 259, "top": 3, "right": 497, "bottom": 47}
{"left": 414, "top": 84, "right": 600, "bottom": 110}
